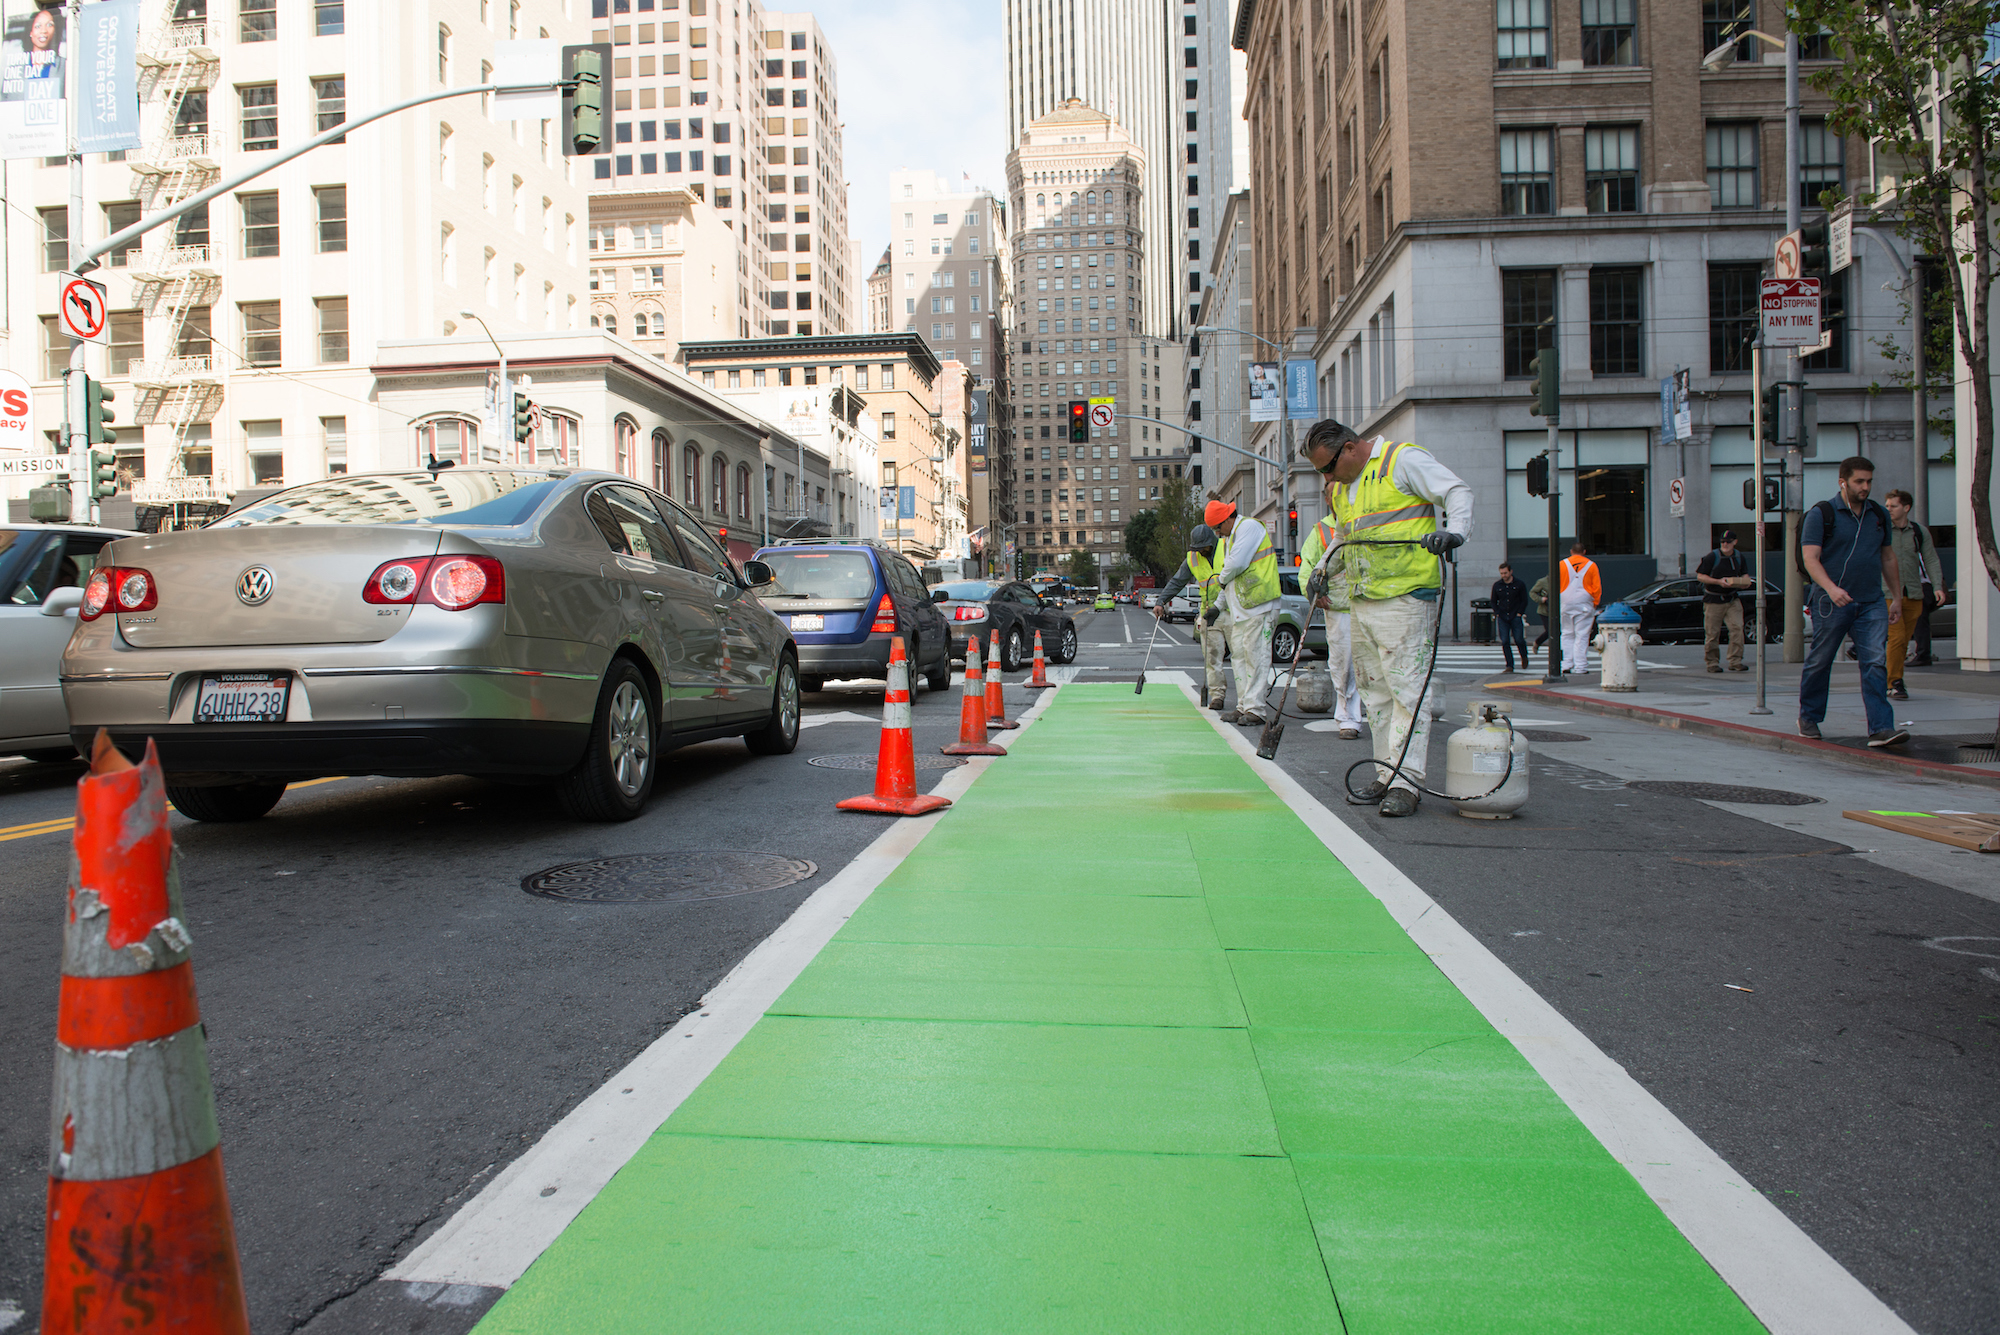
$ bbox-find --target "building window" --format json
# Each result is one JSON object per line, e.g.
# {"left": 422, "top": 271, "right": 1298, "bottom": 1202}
{"left": 240, "top": 0, "right": 275, "bottom": 42}
{"left": 1580, "top": 0, "right": 1635, "bottom": 65}
{"left": 1498, "top": 129, "right": 1552, "bottom": 215}
{"left": 418, "top": 417, "right": 477, "bottom": 465}
{"left": 1501, "top": 269, "right": 1556, "bottom": 379}
{"left": 1706, "top": 122, "right": 1759, "bottom": 209}
{"left": 1702, "top": 0, "right": 1757, "bottom": 64}
{"left": 241, "top": 301, "right": 281, "bottom": 366}
{"left": 245, "top": 421, "right": 284, "bottom": 484}
{"left": 438, "top": 24, "right": 451, "bottom": 82}
{"left": 240, "top": 84, "right": 277, "bottom": 151}
{"left": 683, "top": 444, "right": 700, "bottom": 501}
{"left": 1707, "top": 263, "right": 1761, "bottom": 374}
{"left": 103, "top": 201, "right": 140, "bottom": 267}
{"left": 322, "top": 417, "right": 347, "bottom": 475}
{"left": 881, "top": 411, "right": 896, "bottom": 438}
{"left": 314, "top": 77, "right": 345, "bottom": 138}
{"left": 1496, "top": 0, "right": 1549, "bottom": 69}
{"left": 1800, "top": 118, "right": 1845, "bottom": 208}
{"left": 315, "top": 186, "right": 346, "bottom": 252}
{"left": 175, "top": 89, "right": 208, "bottom": 139}
{"left": 616, "top": 419, "right": 637, "bottom": 476}
{"left": 711, "top": 453, "right": 727, "bottom": 512}
{"left": 108, "top": 311, "right": 142, "bottom": 376}
{"left": 1584, "top": 126, "right": 1638, "bottom": 213}
{"left": 39, "top": 207, "right": 65, "bottom": 271}
{"left": 1589, "top": 268, "right": 1643, "bottom": 376}
{"left": 736, "top": 464, "right": 752, "bottom": 520}
{"left": 650, "top": 431, "right": 670, "bottom": 493}
{"left": 316, "top": 297, "right": 348, "bottom": 363}
{"left": 315, "top": 0, "right": 343, "bottom": 37}
{"left": 240, "top": 191, "right": 278, "bottom": 257}
{"left": 1802, "top": 270, "right": 1848, "bottom": 373}
{"left": 41, "top": 317, "right": 64, "bottom": 380}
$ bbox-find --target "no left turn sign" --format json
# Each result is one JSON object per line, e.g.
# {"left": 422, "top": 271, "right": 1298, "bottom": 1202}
{"left": 60, "top": 273, "right": 108, "bottom": 344}
{"left": 1088, "top": 402, "right": 1114, "bottom": 429}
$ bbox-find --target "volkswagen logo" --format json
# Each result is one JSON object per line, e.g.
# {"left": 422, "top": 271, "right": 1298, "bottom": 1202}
{"left": 235, "top": 566, "right": 276, "bottom": 606}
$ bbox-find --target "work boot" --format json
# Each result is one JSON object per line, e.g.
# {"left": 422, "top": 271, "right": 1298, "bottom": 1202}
{"left": 1378, "top": 788, "right": 1420, "bottom": 818}
{"left": 1352, "top": 779, "right": 1388, "bottom": 803}
{"left": 1707, "top": 665, "right": 1723, "bottom": 673}
{"left": 1728, "top": 664, "right": 1749, "bottom": 672}
{"left": 1889, "top": 679, "right": 1909, "bottom": 701}
{"left": 1338, "top": 728, "right": 1361, "bottom": 740}
{"left": 1208, "top": 695, "right": 1226, "bottom": 712}
{"left": 1219, "top": 709, "right": 1258, "bottom": 725}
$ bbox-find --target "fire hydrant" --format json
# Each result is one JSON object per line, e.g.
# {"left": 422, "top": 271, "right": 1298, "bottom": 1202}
{"left": 1594, "top": 601, "right": 1642, "bottom": 692}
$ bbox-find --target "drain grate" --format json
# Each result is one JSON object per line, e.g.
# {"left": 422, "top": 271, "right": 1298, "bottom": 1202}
{"left": 523, "top": 852, "right": 817, "bottom": 903}
{"left": 807, "top": 753, "right": 967, "bottom": 771}
{"left": 1624, "top": 781, "right": 1822, "bottom": 806}
{"left": 1518, "top": 729, "right": 1590, "bottom": 743}
{"left": 1826, "top": 734, "right": 1999, "bottom": 765}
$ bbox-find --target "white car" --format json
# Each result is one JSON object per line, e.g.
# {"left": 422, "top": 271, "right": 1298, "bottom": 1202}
{"left": 1, "top": 522, "right": 137, "bottom": 760}
{"left": 1165, "top": 589, "right": 1200, "bottom": 623}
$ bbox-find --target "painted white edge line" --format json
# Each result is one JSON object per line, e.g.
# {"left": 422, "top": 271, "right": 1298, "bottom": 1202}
{"left": 1181, "top": 682, "right": 1913, "bottom": 1335}
{"left": 387, "top": 685, "right": 1064, "bottom": 1291}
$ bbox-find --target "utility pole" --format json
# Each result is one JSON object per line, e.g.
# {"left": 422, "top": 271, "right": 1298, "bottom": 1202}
{"left": 1782, "top": 28, "right": 1806, "bottom": 664}
{"left": 1542, "top": 412, "right": 1562, "bottom": 685}
{"left": 64, "top": 0, "right": 89, "bottom": 524}
{"left": 1751, "top": 345, "right": 1772, "bottom": 715}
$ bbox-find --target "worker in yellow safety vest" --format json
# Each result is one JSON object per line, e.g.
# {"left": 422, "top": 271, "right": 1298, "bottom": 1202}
{"left": 1299, "top": 419, "right": 1474, "bottom": 818}
{"left": 1202, "top": 498, "right": 1283, "bottom": 726}
{"left": 1156, "top": 523, "right": 1229, "bottom": 711}
{"left": 1297, "top": 479, "right": 1367, "bottom": 741}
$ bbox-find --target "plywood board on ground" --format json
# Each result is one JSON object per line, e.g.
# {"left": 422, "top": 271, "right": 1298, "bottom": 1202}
{"left": 1842, "top": 809, "right": 2000, "bottom": 853}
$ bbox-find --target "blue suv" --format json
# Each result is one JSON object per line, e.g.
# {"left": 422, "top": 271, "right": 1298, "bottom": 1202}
{"left": 750, "top": 540, "right": 953, "bottom": 693}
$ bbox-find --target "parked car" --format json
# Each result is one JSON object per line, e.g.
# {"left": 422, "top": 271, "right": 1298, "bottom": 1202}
{"left": 930, "top": 579, "right": 1079, "bottom": 668}
{"left": 1621, "top": 575, "right": 1786, "bottom": 645}
{"left": 63, "top": 470, "right": 800, "bottom": 823}
{"left": 1164, "top": 589, "right": 1200, "bottom": 623}
{"left": 2, "top": 521, "right": 138, "bottom": 762}
{"left": 1273, "top": 571, "right": 1332, "bottom": 662}
{"left": 752, "top": 539, "right": 952, "bottom": 694}
{"left": 1141, "top": 592, "right": 1159, "bottom": 610}
{"left": 1093, "top": 593, "right": 1114, "bottom": 610}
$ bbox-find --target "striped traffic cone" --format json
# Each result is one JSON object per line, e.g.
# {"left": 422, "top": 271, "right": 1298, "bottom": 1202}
{"left": 942, "top": 637, "right": 1006, "bottom": 757}
{"left": 1021, "top": 629, "right": 1055, "bottom": 690}
{"left": 44, "top": 732, "right": 249, "bottom": 1334}
{"left": 836, "top": 638, "right": 951, "bottom": 815}
{"left": 984, "top": 629, "right": 1019, "bottom": 730}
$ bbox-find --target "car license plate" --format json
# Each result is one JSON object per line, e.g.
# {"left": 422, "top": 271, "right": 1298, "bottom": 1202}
{"left": 193, "top": 672, "right": 291, "bottom": 724}
{"left": 790, "top": 614, "right": 825, "bottom": 631}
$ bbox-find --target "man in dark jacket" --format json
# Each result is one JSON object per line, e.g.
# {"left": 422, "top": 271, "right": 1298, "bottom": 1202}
{"left": 1489, "top": 563, "right": 1529, "bottom": 672}
{"left": 1694, "top": 530, "right": 1751, "bottom": 672}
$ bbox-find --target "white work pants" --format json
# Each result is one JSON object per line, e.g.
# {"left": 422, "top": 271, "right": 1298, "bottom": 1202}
{"left": 1351, "top": 595, "right": 1441, "bottom": 794}
{"left": 1325, "top": 611, "right": 1365, "bottom": 727}
{"left": 1225, "top": 607, "right": 1278, "bottom": 721}
{"left": 1559, "top": 593, "right": 1597, "bottom": 674}
{"left": 1198, "top": 622, "right": 1227, "bottom": 704}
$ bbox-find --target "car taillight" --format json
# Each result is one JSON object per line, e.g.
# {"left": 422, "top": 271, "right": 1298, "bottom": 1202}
{"left": 80, "top": 567, "right": 157, "bottom": 621}
{"left": 869, "top": 594, "right": 896, "bottom": 633}
{"left": 362, "top": 555, "right": 505, "bottom": 610}
{"left": 952, "top": 605, "right": 987, "bottom": 622}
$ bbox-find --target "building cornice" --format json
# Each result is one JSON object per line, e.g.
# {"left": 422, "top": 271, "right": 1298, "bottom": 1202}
{"left": 1232, "top": 0, "right": 1256, "bottom": 52}
{"left": 678, "top": 331, "right": 943, "bottom": 381}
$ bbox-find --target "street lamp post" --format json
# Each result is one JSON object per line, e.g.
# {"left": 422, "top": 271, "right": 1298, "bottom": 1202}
{"left": 459, "top": 310, "right": 507, "bottom": 464}
{"left": 1194, "top": 324, "right": 1302, "bottom": 565}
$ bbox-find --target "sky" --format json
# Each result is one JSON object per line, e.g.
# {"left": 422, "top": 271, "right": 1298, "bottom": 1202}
{"left": 798, "top": 0, "right": 1008, "bottom": 264}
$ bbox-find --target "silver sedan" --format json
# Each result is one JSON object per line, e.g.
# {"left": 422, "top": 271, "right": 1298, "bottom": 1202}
{"left": 61, "top": 469, "right": 800, "bottom": 822}
{"left": 1, "top": 521, "right": 137, "bottom": 761}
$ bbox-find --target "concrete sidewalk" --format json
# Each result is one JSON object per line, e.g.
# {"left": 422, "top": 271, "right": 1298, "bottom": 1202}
{"left": 470, "top": 686, "right": 1762, "bottom": 1333}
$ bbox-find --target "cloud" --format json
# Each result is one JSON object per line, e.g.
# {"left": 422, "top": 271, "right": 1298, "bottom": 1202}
{"left": 798, "top": 0, "right": 1006, "bottom": 257}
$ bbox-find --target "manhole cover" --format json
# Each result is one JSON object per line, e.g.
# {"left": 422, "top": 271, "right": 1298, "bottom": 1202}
{"left": 807, "top": 753, "right": 967, "bottom": 771}
{"left": 523, "top": 852, "right": 817, "bottom": 903}
{"left": 1518, "top": 729, "right": 1590, "bottom": 742}
{"left": 1624, "top": 781, "right": 1822, "bottom": 806}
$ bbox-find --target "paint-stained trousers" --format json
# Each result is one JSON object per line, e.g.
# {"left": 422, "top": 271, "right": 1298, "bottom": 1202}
{"left": 1351, "top": 594, "right": 1441, "bottom": 794}
{"left": 1324, "top": 611, "right": 1365, "bottom": 727}
{"left": 1226, "top": 607, "right": 1279, "bottom": 722}
{"left": 1199, "top": 622, "right": 1227, "bottom": 705}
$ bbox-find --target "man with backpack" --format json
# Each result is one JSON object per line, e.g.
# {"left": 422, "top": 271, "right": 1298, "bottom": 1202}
{"left": 1798, "top": 456, "right": 1907, "bottom": 747}
{"left": 1881, "top": 489, "right": 1946, "bottom": 699}
{"left": 1694, "top": 530, "right": 1752, "bottom": 672}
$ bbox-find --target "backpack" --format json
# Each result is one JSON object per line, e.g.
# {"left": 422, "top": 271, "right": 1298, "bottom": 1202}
{"left": 1795, "top": 498, "right": 1891, "bottom": 581}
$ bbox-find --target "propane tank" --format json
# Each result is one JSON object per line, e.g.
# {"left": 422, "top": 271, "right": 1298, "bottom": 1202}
{"left": 1294, "top": 662, "right": 1334, "bottom": 714}
{"left": 1445, "top": 700, "right": 1530, "bottom": 820}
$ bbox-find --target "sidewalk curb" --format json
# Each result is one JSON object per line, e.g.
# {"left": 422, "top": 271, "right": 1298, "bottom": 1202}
{"left": 1487, "top": 683, "right": 2000, "bottom": 793}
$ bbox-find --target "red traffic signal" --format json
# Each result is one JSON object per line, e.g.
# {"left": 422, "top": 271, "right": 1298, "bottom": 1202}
{"left": 1067, "top": 400, "right": 1088, "bottom": 443}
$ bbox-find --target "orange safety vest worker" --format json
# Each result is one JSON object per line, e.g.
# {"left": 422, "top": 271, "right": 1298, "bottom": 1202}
{"left": 1559, "top": 554, "right": 1600, "bottom": 605}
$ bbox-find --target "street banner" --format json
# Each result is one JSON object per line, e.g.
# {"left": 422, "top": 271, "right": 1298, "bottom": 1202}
{"left": 878, "top": 487, "right": 894, "bottom": 517}
{"left": 1761, "top": 278, "right": 1821, "bottom": 348}
{"left": 75, "top": 0, "right": 139, "bottom": 154}
{"left": 1247, "top": 362, "right": 1280, "bottom": 422}
{"left": 1284, "top": 358, "right": 1318, "bottom": 420}
{"left": 1658, "top": 368, "right": 1690, "bottom": 442}
{"left": 968, "top": 389, "right": 987, "bottom": 474}
{"left": 898, "top": 485, "right": 915, "bottom": 520}
{"left": 0, "top": 1, "right": 65, "bottom": 160}
{"left": 494, "top": 39, "right": 560, "bottom": 122}
{"left": 0, "top": 368, "right": 31, "bottom": 445}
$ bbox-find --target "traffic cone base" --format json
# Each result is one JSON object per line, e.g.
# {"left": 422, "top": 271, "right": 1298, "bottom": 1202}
{"left": 984, "top": 629, "right": 1020, "bottom": 730}
{"left": 837, "top": 638, "right": 952, "bottom": 816}
{"left": 943, "top": 638, "right": 1006, "bottom": 756}
{"left": 1022, "top": 629, "right": 1055, "bottom": 689}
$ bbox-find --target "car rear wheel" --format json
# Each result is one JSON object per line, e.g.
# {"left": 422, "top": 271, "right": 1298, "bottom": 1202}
{"left": 798, "top": 675, "right": 825, "bottom": 694}
{"left": 1271, "top": 624, "right": 1300, "bottom": 664}
{"left": 1054, "top": 624, "right": 1079, "bottom": 664}
{"left": 167, "top": 780, "right": 288, "bottom": 823}
{"left": 746, "top": 654, "right": 801, "bottom": 755}
{"left": 1001, "top": 627, "right": 1025, "bottom": 673}
{"left": 557, "top": 659, "right": 655, "bottom": 822}
{"left": 921, "top": 638, "right": 952, "bottom": 692}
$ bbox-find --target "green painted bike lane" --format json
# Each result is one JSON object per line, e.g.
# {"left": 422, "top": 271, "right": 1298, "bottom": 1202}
{"left": 475, "top": 686, "right": 1763, "bottom": 1333}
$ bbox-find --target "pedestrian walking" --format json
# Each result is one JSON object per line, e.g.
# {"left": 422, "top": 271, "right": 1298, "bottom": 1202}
{"left": 1300, "top": 419, "right": 1474, "bottom": 818}
{"left": 1489, "top": 562, "right": 1529, "bottom": 672}
{"left": 1880, "top": 489, "right": 1945, "bottom": 700}
{"left": 1156, "top": 523, "right": 1227, "bottom": 712}
{"left": 1298, "top": 483, "right": 1368, "bottom": 738}
{"left": 1529, "top": 574, "right": 1552, "bottom": 650}
{"left": 1694, "top": 530, "right": 1751, "bottom": 672}
{"left": 1799, "top": 455, "right": 1907, "bottom": 747}
{"left": 1204, "top": 500, "right": 1283, "bottom": 727}
{"left": 1557, "top": 543, "right": 1601, "bottom": 675}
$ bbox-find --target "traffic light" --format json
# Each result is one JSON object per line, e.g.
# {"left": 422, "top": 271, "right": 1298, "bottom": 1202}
{"left": 88, "top": 449, "right": 117, "bottom": 499}
{"left": 1066, "top": 400, "right": 1087, "bottom": 444}
{"left": 1758, "top": 385, "right": 1782, "bottom": 446}
{"left": 1743, "top": 476, "right": 1783, "bottom": 512}
{"left": 562, "top": 45, "right": 609, "bottom": 155}
{"left": 84, "top": 376, "right": 115, "bottom": 445}
{"left": 1286, "top": 505, "right": 1298, "bottom": 538}
{"left": 1527, "top": 345, "right": 1559, "bottom": 421}
{"left": 1525, "top": 452, "right": 1550, "bottom": 498}
{"left": 1799, "top": 218, "right": 1830, "bottom": 272}
{"left": 514, "top": 392, "right": 534, "bottom": 444}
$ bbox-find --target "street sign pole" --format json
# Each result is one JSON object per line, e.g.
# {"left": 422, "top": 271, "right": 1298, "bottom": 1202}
{"left": 1783, "top": 28, "right": 1805, "bottom": 667}
{"left": 1750, "top": 344, "right": 1771, "bottom": 716}
{"left": 65, "top": 0, "right": 91, "bottom": 522}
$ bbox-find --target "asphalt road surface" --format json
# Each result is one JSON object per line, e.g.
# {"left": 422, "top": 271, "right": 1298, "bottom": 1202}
{"left": 1, "top": 601, "right": 1993, "bottom": 1333}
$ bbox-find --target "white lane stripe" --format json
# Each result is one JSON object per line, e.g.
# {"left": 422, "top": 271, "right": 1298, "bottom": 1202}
{"left": 1185, "top": 683, "right": 1913, "bottom": 1335}
{"left": 1123, "top": 614, "right": 1133, "bottom": 644}
{"left": 797, "top": 711, "right": 876, "bottom": 730}
{"left": 387, "top": 686, "right": 1063, "bottom": 1290}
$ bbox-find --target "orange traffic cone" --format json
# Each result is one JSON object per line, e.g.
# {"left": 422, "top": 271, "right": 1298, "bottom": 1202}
{"left": 836, "top": 638, "right": 951, "bottom": 815}
{"left": 44, "top": 732, "right": 249, "bottom": 1334}
{"left": 942, "top": 636, "right": 1007, "bottom": 756}
{"left": 984, "top": 629, "right": 1019, "bottom": 730}
{"left": 1022, "top": 629, "right": 1055, "bottom": 690}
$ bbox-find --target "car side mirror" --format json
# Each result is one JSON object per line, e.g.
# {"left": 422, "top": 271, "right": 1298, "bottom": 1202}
{"left": 41, "top": 586, "right": 84, "bottom": 617}
{"left": 930, "top": 588, "right": 949, "bottom": 603}
{"left": 741, "top": 559, "right": 775, "bottom": 587}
